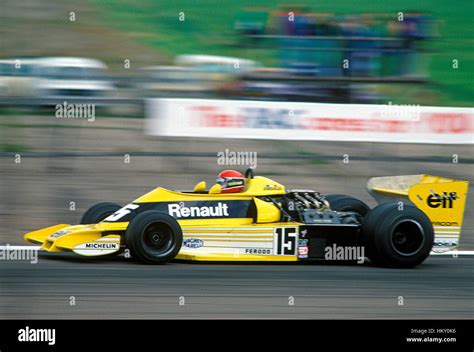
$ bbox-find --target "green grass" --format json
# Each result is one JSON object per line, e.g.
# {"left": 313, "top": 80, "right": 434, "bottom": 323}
{"left": 0, "top": 143, "right": 29, "bottom": 152}
{"left": 91, "top": 0, "right": 473, "bottom": 106}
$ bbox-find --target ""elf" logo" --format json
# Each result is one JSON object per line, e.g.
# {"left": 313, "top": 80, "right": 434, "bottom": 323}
{"left": 427, "top": 192, "right": 457, "bottom": 208}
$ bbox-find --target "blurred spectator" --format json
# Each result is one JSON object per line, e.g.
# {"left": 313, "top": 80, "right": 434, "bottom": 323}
{"left": 340, "top": 15, "right": 382, "bottom": 77}
{"left": 234, "top": 8, "right": 268, "bottom": 36}
{"left": 232, "top": 5, "right": 434, "bottom": 103}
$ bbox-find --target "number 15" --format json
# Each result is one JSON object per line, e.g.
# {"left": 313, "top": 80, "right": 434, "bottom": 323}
{"left": 274, "top": 227, "right": 297, "bottom": 255}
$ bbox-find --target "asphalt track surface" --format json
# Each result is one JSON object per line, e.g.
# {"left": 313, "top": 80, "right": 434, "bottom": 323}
{"left": 1, "top": 118, "right": 473, "bottom": 319}
{"left": 0, "top": 253, "right": 472, "bottom": 319}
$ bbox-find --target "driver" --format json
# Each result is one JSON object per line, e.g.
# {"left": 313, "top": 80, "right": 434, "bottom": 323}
{"left": 216, "top": 170, "right": 245, "bottom": 193}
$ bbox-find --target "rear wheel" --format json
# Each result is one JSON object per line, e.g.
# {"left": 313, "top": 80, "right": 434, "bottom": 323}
{"left": 358, "top": 202, "right": 393, "bottom": 266}
{"left": 361, "top": 203, "right": 434, "bottom": 268}
{"left": 80, "top": 202, "right": 122, "bottom": 224}
{"left": 326, "top": 194, "right": 370, "bottom": 216}
{"left": 125, "top": 210, "right": 182, "bottom": 264}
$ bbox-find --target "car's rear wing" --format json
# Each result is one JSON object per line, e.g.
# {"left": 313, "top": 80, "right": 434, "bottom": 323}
{"left": 367, "top": 175, "right": 469, "bottom": 253}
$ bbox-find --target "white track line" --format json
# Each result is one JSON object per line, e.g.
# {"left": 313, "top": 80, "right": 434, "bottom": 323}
{"left": 430, "top": 250, "right": 474, "bottom": 256}
{"left": 1, "top": 246, "right": 473, "bottom": 256}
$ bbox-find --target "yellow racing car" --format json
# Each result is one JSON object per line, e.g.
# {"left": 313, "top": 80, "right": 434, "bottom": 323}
{"left": 24, "top": 169, "right": 468, "bottom": 268}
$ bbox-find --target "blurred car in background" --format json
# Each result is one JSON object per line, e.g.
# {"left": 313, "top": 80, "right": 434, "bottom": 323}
{"left": 0, "top": 58, "right": 40, "bottom": 97}
{"left": 138, "top": 55, "right": 260, "bottom": 98}
{"left": 174, "top": 54, "right": 259, "bottom": 73}
{"left": 34, "top": 57, "right": 114, "bottom": 98}
{"left": 138, "top": 65, "right": 216, "bottom": 97}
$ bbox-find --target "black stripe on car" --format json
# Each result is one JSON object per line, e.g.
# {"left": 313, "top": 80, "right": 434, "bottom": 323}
{"left": 102, "top": 200, "right": 252, "bottom": 222}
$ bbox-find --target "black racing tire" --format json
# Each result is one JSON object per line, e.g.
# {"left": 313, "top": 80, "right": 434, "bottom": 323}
{"left": 325, "top": 194, "right": 370, "bottom": 216}
{"left": 361, "top": 203, "right": 434, "bottom": 268}
{"left": 80, "top": 202, "right": 122, "bottom": 224}
{"left": 125, "top": 210, "right": 183, "bottom": 264}
{"left": 359, "top": 202, "right": 394, "bottom": 266}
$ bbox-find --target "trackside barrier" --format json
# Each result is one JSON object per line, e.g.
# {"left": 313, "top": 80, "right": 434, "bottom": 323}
{"left": 146, "top": 98, "right": 474, "bottom": 144}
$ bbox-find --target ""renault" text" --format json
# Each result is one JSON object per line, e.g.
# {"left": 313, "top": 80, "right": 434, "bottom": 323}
{"left": 168, "top": 202, "right": 229, "bottom": 218}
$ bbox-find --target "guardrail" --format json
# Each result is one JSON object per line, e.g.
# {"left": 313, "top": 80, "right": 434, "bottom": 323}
{"left": 239, "top": 74, "right": 428, "bottom": 83}
{"left": 1, "top": 151, "right": 472, "bottom": 164}
{"left": 0, "top": 96, "right": 143, "bottom": 107}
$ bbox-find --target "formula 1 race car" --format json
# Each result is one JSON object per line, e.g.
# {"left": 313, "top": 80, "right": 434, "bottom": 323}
{"left": 24, "top": 169, "right": 468, "bottom": 268}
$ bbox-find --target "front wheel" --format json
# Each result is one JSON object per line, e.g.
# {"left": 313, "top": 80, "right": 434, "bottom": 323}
{"left": 361, "top": 203, "right": 434, "bottom": 268}
{"left": 125, "top": 210, "right": 183, "bottom": 264}
{"left": 80, "top": 202, "right": 122, "bottom": 224}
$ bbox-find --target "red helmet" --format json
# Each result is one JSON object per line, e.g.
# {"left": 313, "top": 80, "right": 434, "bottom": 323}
{"left": 216, "top": 170, "right": 245, "bottom": 193}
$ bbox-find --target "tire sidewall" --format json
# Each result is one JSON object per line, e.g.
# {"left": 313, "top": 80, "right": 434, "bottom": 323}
{"left": 370, "top": 204, "right": 434, "bottom": 268}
